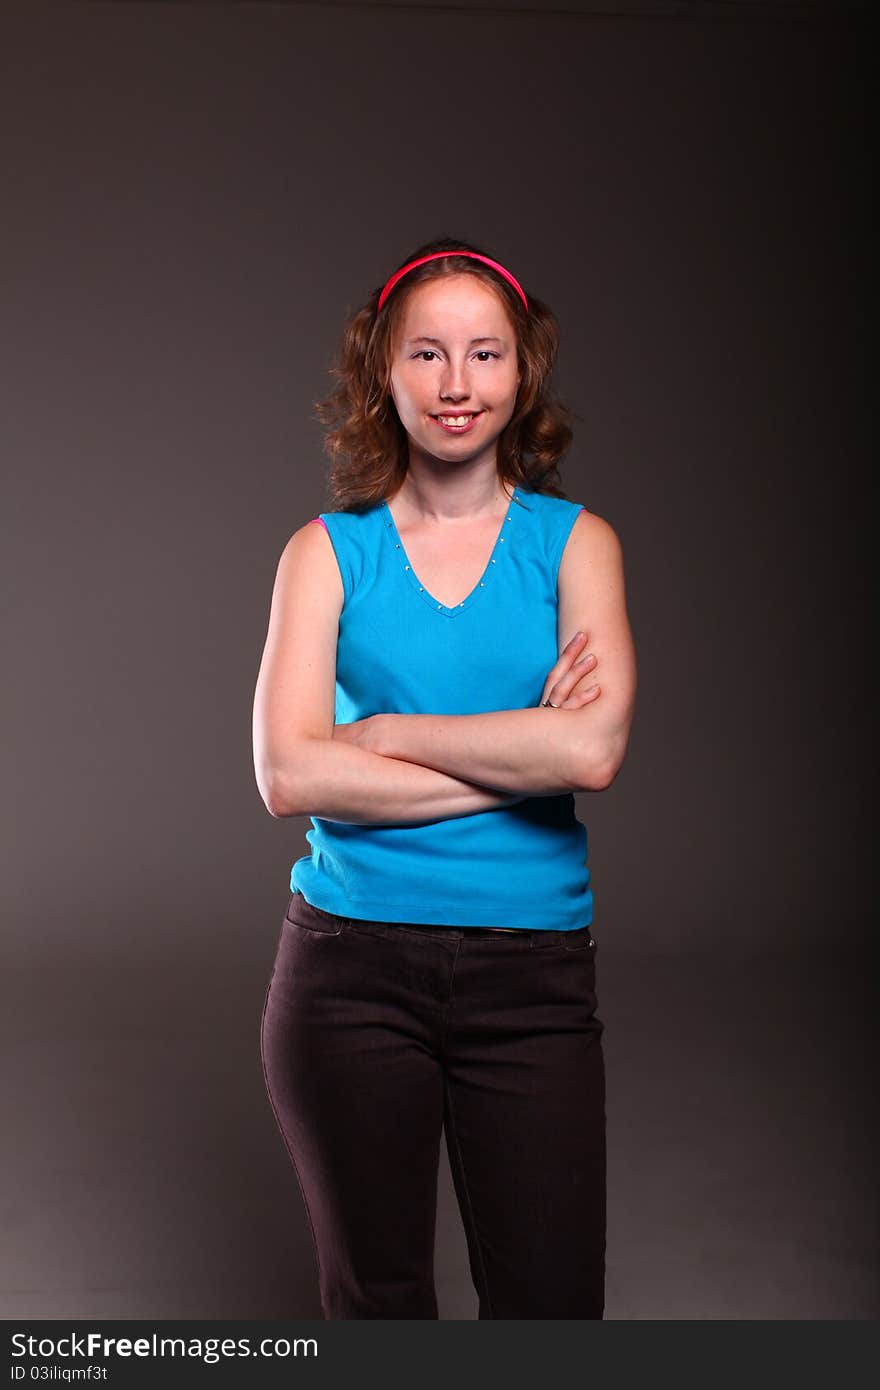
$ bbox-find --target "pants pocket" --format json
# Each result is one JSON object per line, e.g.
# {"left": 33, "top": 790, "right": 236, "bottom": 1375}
{"left": 285, "top": 893, "right": 346, "bottom": 936}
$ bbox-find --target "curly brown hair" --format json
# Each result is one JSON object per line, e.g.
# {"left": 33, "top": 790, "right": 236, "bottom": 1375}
{"left": 313, "top": 236, "right": 579, "bottom": 512}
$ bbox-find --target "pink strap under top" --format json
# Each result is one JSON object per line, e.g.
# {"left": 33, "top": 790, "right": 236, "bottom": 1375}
{"left": 308, "top": 517, "right": 329, "bottom": 532}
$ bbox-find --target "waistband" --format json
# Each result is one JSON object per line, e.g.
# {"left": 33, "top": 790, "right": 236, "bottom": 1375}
{"left": 286, "top": 893, "right": 593, "bottom": 949}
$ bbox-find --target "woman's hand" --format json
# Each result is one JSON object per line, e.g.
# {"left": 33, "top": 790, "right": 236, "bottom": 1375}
{"left": 538, "top": 630, "right": 601, "bottom": 709}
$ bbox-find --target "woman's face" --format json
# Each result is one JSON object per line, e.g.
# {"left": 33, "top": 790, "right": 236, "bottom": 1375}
{"left": 388, "top": 274, "right": 522, "bottom": 472}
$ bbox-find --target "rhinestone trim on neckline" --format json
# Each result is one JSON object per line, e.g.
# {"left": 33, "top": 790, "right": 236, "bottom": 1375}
{"left": 381, "top": 487, "right": 520, "bottom": 618}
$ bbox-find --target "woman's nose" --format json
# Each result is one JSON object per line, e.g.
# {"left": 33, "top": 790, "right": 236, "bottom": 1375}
{"left": 439, "top": 365, "right": 471, "bottom": 393}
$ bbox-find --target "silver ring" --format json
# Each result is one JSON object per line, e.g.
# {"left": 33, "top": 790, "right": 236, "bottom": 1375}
{"left": 542, "top": 698, "right": 557, "bottom": 708}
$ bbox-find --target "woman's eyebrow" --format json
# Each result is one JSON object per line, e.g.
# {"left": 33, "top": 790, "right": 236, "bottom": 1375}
{"left": 406, "top": 335, "right": 505, "bottom": 346}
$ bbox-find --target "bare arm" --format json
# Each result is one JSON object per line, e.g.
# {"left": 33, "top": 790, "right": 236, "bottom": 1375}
{"left": 280, "top": 738, "right": 524, "bottom": 825}
{"left": 252, "top": 522, "right": 523, "bottom": 824}
{"left": 366, "top": 708, "right": 587, "bottom": 797}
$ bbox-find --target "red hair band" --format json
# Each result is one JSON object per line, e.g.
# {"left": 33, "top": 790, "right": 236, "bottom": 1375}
{"left": 377, "top": 250, "right": 529, "bottom": 314}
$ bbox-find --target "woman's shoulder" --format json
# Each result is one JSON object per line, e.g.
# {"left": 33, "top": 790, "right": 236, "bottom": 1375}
{"left": 306, "top": 500, "right": 384, "bottom": 523}
{"left": 518, "top": 488, "right": 605, "bottom": 541}
{"left": 517, "top": 486, "right": 587, "bottom": 517}
{"left": 520, "top": 487, "right": 619, "bottom": 539}
{"left": 561, "top": 506, "right": 625, "bottom": 570}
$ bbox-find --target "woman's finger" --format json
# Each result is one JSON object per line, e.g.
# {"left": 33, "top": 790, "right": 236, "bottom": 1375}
{"left": 551, "top": 651, "right": 598, "bottom": 704}
{"left": 545, "top": 679, "right": 601, "bottom": 711}
{"left": 569, "top": 653, "right": 599, "bottom": 694}
{"left": 539, "top": 631, "right": 589, "bottom": 704}
{"left": 575, "top": 683, "right": 601, "bottom": 704}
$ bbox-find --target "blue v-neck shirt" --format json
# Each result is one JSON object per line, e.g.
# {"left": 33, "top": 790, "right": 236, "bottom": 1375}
{"left": 289, "top": 485, "right": 593, "bottom": 931}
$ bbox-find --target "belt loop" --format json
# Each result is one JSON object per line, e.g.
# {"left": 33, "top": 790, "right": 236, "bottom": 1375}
{"left": 529, "top": 930, "right": 563, "bottom": 950}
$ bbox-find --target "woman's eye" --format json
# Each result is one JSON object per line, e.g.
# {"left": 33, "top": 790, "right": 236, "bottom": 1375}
{"left": 415, "top": 351, "right": 499, "bottom": 362}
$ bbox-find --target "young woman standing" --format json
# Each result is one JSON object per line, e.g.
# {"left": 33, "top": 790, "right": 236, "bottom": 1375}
{"left": 253, "top": 238, "right": 637, "bottom": 1319}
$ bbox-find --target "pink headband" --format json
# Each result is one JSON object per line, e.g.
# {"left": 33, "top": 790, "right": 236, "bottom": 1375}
{"left": 377, "top": 250, "right": 529, "bottom": 314}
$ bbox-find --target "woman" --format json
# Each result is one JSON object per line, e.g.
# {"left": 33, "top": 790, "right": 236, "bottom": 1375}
{"left": 252, "top": 237, "right": 637, "bottom": 1319}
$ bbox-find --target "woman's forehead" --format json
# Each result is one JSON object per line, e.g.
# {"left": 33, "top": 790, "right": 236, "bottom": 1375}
{"left": 395, "top": 278, "right": 515, "bottom": 342}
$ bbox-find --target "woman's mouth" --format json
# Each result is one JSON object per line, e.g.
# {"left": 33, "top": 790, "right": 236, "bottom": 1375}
{"left": 431, "top": 411, "right": 484, "bottom": 434}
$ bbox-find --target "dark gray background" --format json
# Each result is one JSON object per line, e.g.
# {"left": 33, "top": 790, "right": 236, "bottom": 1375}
{"left": 1, "top": 1, "right": 873, "bottom": 1319}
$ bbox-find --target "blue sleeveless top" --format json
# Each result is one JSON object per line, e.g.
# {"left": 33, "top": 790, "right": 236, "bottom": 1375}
{"left": 290, "top": 485, "right": 593, "bottom": 931}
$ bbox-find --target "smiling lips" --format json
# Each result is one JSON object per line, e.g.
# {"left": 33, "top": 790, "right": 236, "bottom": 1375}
{"left": 432, "top": 411, "right": 484, "bottom": 433}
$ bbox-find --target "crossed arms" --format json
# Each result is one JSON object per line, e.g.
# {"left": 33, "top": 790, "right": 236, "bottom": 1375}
{"left": 254, "top": 510, "right": 637, "bottom": 825}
